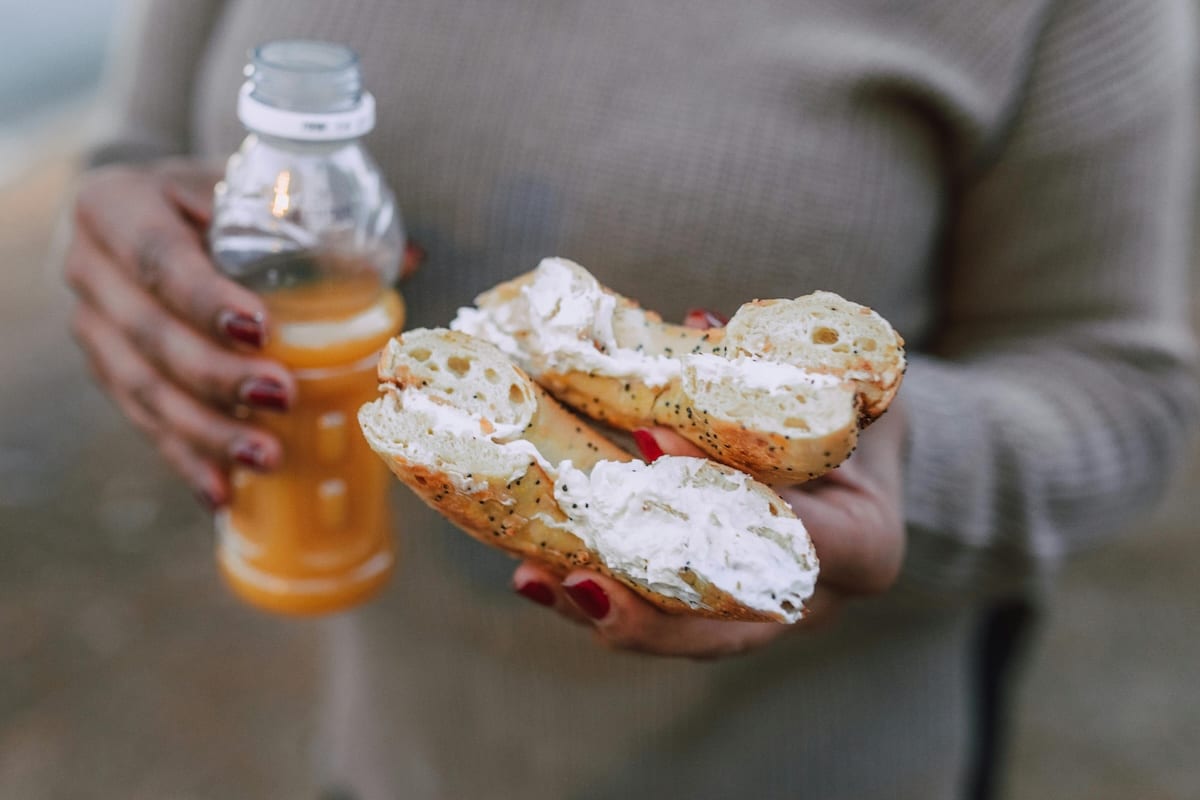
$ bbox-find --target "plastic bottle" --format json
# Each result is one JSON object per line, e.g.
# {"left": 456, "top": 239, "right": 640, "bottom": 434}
{"left": 209, "top": 40, "right": 404, "bottom": 614}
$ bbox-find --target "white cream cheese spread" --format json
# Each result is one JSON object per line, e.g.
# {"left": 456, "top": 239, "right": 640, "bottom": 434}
{"left": 682, "top": 353, "right": 843, "bottom": 392}
{"left": 361, "top": 388, "right": 548, "bottom": 493}
{"left": 554, "top": 457, "right": 818, "bottom": 622}
{"left": 452, "top": 257, "right": 681, "bottom": 387}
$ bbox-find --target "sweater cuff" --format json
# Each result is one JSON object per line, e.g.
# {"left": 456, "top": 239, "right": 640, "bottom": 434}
{"left": 84, "top": 134, "right": 182, "bottom": 170}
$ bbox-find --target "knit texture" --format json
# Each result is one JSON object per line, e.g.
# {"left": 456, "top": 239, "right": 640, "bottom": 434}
{"left": 93, "top": 1, "right": 1198, "bottom": 797}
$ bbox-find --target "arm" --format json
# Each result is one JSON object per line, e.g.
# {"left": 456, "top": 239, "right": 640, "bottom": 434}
{"left": 901, "top": 0, "right": 1199, "bottom": 599}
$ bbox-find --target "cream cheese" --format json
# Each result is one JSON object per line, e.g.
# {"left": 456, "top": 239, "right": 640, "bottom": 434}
{"left": 448, "top": 306, "right": 525, "bottom": 364}
{"left": 682, "top": 353, "right": 844, "bottom": 392}
{"left": 554, "top": 457, "right": 818, "bottom": 622}
{"left": 362, "top": 385, "right": 820, "bottom": 621}
{"left": 388, "top": 387, "right": 488, "bottom": 439}
{"left": 361, "top": 388, "right": 548, "bottom": 492}
{"left": 452, "top": 257, "right": 681, "bottom": 387}
{"left": 680, "top": 353, "right": 855, "bottom": 437}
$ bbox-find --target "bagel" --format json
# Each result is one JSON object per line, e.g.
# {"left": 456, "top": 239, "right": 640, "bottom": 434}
{"left": 358, "top": 328, "right": 819, "bottom": 623}
{"left": 451, "top": 258, "right": 905, "bottom": 483}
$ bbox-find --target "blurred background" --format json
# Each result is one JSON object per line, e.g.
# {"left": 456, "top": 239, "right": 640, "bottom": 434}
{"left": 1, "top": 3, "right": 1197, "bottom": 799}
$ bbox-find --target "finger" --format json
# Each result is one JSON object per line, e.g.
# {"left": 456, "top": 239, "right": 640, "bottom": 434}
{"left": 156, "top": 434, "right": 229, "bottom": 511}
{"left": 400, "top": 239, "right": 427, "bottom": 281}
{"left": 630, "top": 426, "right": 706, "bottom": 461}
{"left": 846, "top": 402, "right": 908, "bottom": 494}
{"left": 74, "top": 303, "right": 230, "bottom": 505}
{"left": 73, "top": 167, "right": 267, "bottom": 347}
{"left": 791, "top": 585, "right": 844, "bottom": 631}
{"left": 562, "top": 571, "right": 784, "bottom": 659}
{"left": 682, "top": 308, "right": 729, "bottom": 330}
{"left": 160, "top": 162, "right": 220, "bottom": 226}
{"left": 67, "top": 235, "right": 295, "bottom": 410}
{"left": 72, "top": 302, "right": 283, "bottom": 472}
{"left": 512, "top": 561, "right": 593, "bottom": 624}
{"left": 71, "top": 302, "right": 163, "bottom": 438}
{"left": 781, "top": 484, "right": 904, "bottom": 595}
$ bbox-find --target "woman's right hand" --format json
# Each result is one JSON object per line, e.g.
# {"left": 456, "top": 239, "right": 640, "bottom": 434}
{"left": 64, "top": 159, "right": 296, "bottom": 509}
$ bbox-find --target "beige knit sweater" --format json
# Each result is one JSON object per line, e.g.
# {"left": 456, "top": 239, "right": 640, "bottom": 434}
{"left": 95, "top": 1, "right": 1198, "bottom": 797}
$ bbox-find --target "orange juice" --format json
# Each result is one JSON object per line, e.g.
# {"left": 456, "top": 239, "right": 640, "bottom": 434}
{"left": 216, "top": 273, "right": 405, "bottom": 615}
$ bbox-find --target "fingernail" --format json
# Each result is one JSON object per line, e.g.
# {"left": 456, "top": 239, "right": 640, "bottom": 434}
{"left": 194, "top": 487, "right": 222, "bottom": 513}
{"left": 683, "top": 307, "right": 729, "bottom": 329}
{"left": 231, "top": 440, "right": 269, "bottom": 471}
{"left": 631, "top": 428, "right": 664, "bottom": 462}
{"left": 564, "top": 579, "right": 610, "bottom": 620}
{"left": 515, "top": 580, "right": 556, "bottom": 607}
{"left": 400, "top": 240, "right": 427, "bottom": 280}
{"left": 219, "top": 310, "right": 265, "bottom": 348}
{"left": 240, "top": 378, "right": 289, "bottom": 411}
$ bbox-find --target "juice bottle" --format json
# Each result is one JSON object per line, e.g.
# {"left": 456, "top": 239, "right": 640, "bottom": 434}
{"left": 209, "top": 41, "right": 405, "bottom": 614}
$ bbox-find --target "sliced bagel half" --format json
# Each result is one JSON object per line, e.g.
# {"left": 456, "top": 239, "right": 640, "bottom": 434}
{"left": 452, "top": 258, "right": 905, "bottom": 483}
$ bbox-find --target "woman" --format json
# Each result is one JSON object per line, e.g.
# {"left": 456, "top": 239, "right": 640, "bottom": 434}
{"left": 65, "top": 1, "right": 1198, "bottom": 797}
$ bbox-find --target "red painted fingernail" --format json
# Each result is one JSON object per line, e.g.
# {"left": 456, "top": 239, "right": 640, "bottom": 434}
{"left": 564, "top": 579, "right": 610, "bottom": 620}
{"left": 231, "top": 440, "right": 269, "bottom": 471}
{"left": 218, "top": 310, "right": 265, "bottom": 348}
{"left": 400, "top": 240, "right": 427, "bottom": 280}
{"left": 631, "top": 428, "right": 664, "bottom": 462}
{"left": 515, "top": 580, "right": 555, "bottom": 607}
{"left": 240, "top": 378, "right": 289, "bottom": 411}
{"left": 194, "top": 487, "right": 222, "bottom": 513}
{"left": 683, "top": 307, "right": 729, "bottom": 329}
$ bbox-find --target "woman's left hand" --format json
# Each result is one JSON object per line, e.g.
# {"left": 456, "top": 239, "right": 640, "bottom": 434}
{"left": 511, "top": 404, "right": 908, "bottom": 660}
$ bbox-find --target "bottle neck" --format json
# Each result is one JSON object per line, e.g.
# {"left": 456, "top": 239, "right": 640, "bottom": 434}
{"left": 248, "top": 40, "right": 363, "bottom": 110}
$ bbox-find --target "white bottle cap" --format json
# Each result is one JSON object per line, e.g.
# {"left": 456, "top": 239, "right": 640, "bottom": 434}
{"left": 237, "top": 82, "right": 376, "bottom": 142}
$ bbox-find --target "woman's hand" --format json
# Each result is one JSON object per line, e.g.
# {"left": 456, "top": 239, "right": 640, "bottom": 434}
{"left": 512, "top": 409, "right": 906, "bottom": 659}
{"left": 511, "top": 303, "right": 907, "bottom": 659}
{"left": 64, "top": 160, "right": 295, "bottom": 509}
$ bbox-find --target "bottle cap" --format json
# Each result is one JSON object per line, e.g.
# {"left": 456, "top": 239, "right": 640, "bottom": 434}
{"left": 237, "top": 82, "right": 376, "bottom": 141}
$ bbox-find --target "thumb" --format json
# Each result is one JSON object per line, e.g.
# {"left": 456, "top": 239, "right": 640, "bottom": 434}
{"left": 682, "top": 307, "right": 729, "bottom": 330}
{"left": 162, "top": 168, "right": 220, "bottom": 228}
{"left": 631, "top": 426, "right": 705, "bottom": 461}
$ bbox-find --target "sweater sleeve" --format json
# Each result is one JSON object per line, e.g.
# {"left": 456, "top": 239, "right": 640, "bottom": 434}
{"left": 899, "top": 0, "right": 1199, "bottom": 599}
{"left": 87, "top": 0, "right": 225, "bottom": 166}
